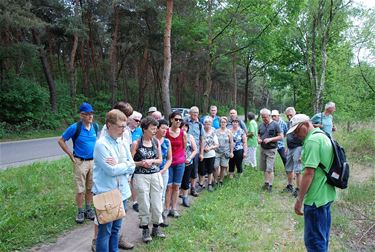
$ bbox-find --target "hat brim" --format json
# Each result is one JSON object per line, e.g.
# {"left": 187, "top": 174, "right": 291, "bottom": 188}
{"left": 286, "top": 124, "right": 298, "bottom": 135}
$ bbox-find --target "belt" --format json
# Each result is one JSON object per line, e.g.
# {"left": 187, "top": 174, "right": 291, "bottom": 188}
{"left": 74, "top": 156, "right": 93, "bottom": 161}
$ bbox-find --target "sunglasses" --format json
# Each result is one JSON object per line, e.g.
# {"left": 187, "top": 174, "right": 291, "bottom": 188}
{"left": 133, "top": 119, "right": 140, "bottom": 123}
{"left": 174, "top": 118, "right": 183, "bottom": 122}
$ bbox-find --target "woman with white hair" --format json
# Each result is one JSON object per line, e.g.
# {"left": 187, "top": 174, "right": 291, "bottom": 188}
{"left": 198, "top": 116, "right": 219, "bottom": 192}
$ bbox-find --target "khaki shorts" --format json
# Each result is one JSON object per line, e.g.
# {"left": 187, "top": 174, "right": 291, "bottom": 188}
{"left": 73, "top": 158, "right": 93, "bottom": 193}
{"left": 215, "top": 152, "right": 229, "bottom": 168}
{"left": 259, "top": 148, "right": 277, "bottom": 172}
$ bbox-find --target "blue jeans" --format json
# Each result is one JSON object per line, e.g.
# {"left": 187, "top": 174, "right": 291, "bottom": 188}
{"left": 304, "top": 202, "right": 332, "bottom": 252}
{"left": 96, "top": 200, "right": 126, "bottom": 252}
{"left": 168, "top": 163, "right": 185, "bottom": 186}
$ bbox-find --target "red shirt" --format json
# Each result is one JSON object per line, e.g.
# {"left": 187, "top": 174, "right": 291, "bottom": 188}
{"left": 166, "top": 128, "right": 185, "bottom": 166}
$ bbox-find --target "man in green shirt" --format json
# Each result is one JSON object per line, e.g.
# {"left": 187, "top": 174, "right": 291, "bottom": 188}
{"left": 244, "top": 112, "right": 258, "bottom": 169}
{"left": 288, "top": 114, "right": 336, "bottom": 252}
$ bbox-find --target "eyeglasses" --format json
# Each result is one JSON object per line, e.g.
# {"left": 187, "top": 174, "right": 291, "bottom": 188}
{"left": 174, "top": 118, "right": 183, "bottom": 122}
{"left": 114, "top": 124, "right": 126, "bottom": 129}
{"left": 81, "top": 112, "right": 93, "bottom": 116}
{"left": 133, "top": 119, "right": 140, "bottom": 123}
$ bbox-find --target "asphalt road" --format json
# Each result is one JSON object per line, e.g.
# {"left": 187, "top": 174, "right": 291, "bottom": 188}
{"left": 0, "top": 137, "right": 72, "bottom": 170}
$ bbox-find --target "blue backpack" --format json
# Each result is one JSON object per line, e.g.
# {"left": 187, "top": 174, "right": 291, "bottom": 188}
{"left": 314, "top": 131, "right": 349, "bottom": 189}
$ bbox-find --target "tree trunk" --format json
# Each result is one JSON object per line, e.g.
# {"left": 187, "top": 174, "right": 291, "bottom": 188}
{"left": 232, "top": 54, "right": 237, "bottom": 108}
{"left": 244, "top": 59, "right": 250, "bottom": 122}
{"left": 138, "top": 45, "right": 149, "bottom": 112}
{"left": 203, "top": 0, "right": 213, "bottom": 113}
{"left": 161, "top": 0, "right": 173, "bottom": 116}
{"left": 109, "top": 5, "right": 120, "bottom": 106}
{"left": 68, "top": 0, "right": 80, "bottom": 111}
{"left": 32, "top": 29, "right": 57, "bottom": 112}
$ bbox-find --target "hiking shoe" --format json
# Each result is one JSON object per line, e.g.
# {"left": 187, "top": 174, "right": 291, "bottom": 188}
{"left": 292, "top": 188, "right": 300, "bottom": 198}
{"left": 151, "top": 226, "right": 166, "bottom": 238}
{"left": 268, "top": 185, "right": 273, "bottom": 193}
{"left": 182, "top": 196, "right": 190, "bottom": 207}
{"left": 208, "top": 184, "right": 214, "bottom": 192}
{"left": 160, "top": 210, "right": 169, "bottom": 227}
{"left": 76, "top": 211, "right": 85, "bottom": 224}
{"left": 118, "top": 240, "right": 134, "bottom": 250}
{"left": 262, "top": 183, "right": 269, "bottom": 191}
{"left": 142, "top": 228, "right": 152, "bottom": 243}
{"left": 196, "top": 183, "right": 205, "bottom": 193}
{"left": 132, "top": 203, "right": 139, "bottom": 212}
{"left": 168, "top": 209, "right": 180, "bottom": 218}
{"left": 85, "top": 208, "right": 95, "bottom": 221}
{"left": 190, "top": 188, "right": 199, "bottom": 197}
{"left": 91, "top": 238, "right": 96, "bottom": 252}
{"left": 282, "top": 184, "right": 294, "bottom": 194}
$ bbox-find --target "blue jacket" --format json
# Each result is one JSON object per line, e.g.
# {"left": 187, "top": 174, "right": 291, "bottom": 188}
{"left": 92, "top": 135, "right": 135, "bottom": 200}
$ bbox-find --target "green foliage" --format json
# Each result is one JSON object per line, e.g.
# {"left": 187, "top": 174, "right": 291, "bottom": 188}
{"left": 0, "top": 77, "right": 50, "bottom": 124}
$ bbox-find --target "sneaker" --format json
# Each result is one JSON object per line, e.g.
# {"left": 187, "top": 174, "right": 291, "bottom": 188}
{"left": 196, "top": 183, "right": 205, "bottom": 193}
{"left": 168, "top": 209, "right": 180, "bottom": 218}
{"left": 229, "top": 173, "right": 234, "bottom": 179}
{"left": 182, "top": 196, "right": 190, "bottom": 207}
{"left": 282, "top": 184, "right": 294, "bottom": 194}
{"left": 91, "top": 238, "right": 96, "bottom": 252}
{"left": 76, "top": 210, "right": 85, "bottom": 224}
{"left": 118, "top": 239, "right": 134, "bottom": 250}
{"left": 160, "top": 210, "right": 169, "bottom": 227}
{"left": 292, "top": 188, "right": 300, "bottom": 198}
{"left": 262, "top": 182, "right": 269, "bottom": 191}
{"left": 142, "top": 228, "right": 152, "bottom": 243}
{"left": 151, "top": 226, "right": 166, "bottom": 238}
{"left": 268, "top": 185, "right": 273, "bottom": 193}
{"left": 85, "top": 208, "right": 95, "bottom": 221}
{"left": 208, "top": 184, "right": 214, "bottom": 192}
{"left": 190, "top": 188, "right": 199, "bottom": 197}
{"left": 132, "top": 203, "right": 139, "bottom": 212}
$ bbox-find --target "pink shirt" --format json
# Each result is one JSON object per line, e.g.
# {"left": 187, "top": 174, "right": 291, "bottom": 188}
{"left": 166, "top": 128, "right": 185, "bottom": 166}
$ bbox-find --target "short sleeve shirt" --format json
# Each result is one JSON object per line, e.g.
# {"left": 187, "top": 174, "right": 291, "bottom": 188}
{"left": 62, "top": 121, "right": 97, "bottom": 158}
{"left": 246, "top": 120, "right": 258, "bottom": 148}
{"left": 302, "top": 128, "right": 336, "bottom": 207}
{"left": 311, "top": 113, "right": 334, "bottom": 136}
{"left": 203, "top": 129, "right": 218, "bottom": 158}
{"left": 188, "top": 119, "right": 204, "bottom": 149}
{"left": 258, "top": 121, "right": 281, "bottom": 149}
{"left": 232, "top": 128, "right": 245, "bottom": 151}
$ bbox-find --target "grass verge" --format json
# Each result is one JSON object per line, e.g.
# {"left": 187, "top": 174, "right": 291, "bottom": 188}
{"left": 0, "top": 129, "right": 63, "bottom": 142}
{"left": 0, "top": 159, "right": 77, "bottom": 251}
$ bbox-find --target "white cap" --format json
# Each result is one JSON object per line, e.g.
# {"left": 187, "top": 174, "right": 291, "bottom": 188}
{"left": 271, "top": 110, "right": 280, "bottom": 116}
{"left": 148, "top": 106, "right": 157, "bottom": 113}
{"left": 287, "top": 114, "right": 310, "bottom": 134}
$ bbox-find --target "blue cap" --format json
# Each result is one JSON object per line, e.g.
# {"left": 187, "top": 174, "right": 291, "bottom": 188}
{"left": 79, "top": 102, "right": 94, "bottom": 113}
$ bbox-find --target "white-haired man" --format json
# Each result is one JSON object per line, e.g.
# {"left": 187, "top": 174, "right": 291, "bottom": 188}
{"left": 257, "top": 108, "right": 283, "bottom": 193}
{"left": 311, "top": 102, "right": 336, "bottom": 136}
{"left": 289, "top": 114, "right": 335, "bottom": 252}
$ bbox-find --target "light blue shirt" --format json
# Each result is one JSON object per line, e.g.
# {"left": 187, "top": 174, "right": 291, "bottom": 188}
{"left": 311, "top": 112, "right": 334, "bottom": 136}
{"left": 276, "top": 119, "right": 288, "bottom": 149}
{"left": 200, "top": 115, "right": 220, "bottom": 129}
{"left": 92, "top": 135, "right": 135, "bottom": 200}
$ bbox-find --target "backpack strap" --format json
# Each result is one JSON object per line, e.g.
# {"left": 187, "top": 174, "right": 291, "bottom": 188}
{"left": 72, "top": 121, "right": 83, "bottom": 147}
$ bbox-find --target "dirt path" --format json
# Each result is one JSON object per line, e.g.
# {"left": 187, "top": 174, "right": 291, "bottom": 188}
{"left": 29, "top": 202, "right": 144, "bottom": 252}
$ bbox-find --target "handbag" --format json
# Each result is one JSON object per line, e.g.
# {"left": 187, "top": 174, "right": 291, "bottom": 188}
{"left": 93, "top": 178, "right": 126, "bottom": 224}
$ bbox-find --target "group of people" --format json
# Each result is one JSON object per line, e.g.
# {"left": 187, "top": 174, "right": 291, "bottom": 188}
{"left": 58, "top": 101, "right": 338, "bottom": 252}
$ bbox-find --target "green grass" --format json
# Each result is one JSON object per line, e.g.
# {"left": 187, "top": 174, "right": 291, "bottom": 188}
{"left": 0, "top": 159, "right": 78, "bottom": 251}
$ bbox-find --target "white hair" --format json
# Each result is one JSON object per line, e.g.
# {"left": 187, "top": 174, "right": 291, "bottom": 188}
{"left": 260, "top": 108, "right": 271, "bottom": 116}
{"left": 325, "top": 102, "right": 335, "bottom": 110}
{"left": 204, "top": 116, "right": 213, "bottom": 124}
{"left": 190, "top": 106, "right": 199, "bottom": 113}
{"left": 129, "top": 111, "right": 142, "bottom": 120}
{"left": 285, "top": 107, "right": 296, "bottom": 115}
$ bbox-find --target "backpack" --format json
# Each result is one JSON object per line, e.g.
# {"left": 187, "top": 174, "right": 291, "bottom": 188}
{"left": 314, "top": 131, "right": 350, "bottom": 189}
{"left": 72, "top": 121, "right": 99, "bottom": 146}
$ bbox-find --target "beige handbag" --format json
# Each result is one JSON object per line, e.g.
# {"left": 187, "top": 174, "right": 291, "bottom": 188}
{"left": 93, "top": 179, "right": 125, "bottom": 224}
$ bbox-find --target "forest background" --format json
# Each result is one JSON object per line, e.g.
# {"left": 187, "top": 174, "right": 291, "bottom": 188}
{"left": 1, "top": 0, "right": 375, "bottom": 138}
